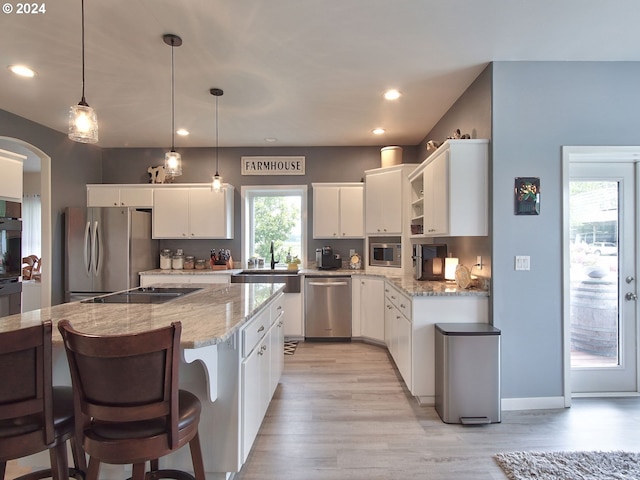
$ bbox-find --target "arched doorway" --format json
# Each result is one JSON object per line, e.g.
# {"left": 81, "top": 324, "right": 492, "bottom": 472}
{"left": 0, "top": 137, "right": 51, "bottom": 308}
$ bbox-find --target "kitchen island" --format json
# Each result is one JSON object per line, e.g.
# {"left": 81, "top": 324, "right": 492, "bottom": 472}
{"left": 0, "top": 283, "right": 286, "bottom": 480}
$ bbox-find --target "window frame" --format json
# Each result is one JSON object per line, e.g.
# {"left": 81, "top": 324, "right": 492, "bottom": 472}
{"left": 241, "top": 185, "right": 308, "bottom": 267}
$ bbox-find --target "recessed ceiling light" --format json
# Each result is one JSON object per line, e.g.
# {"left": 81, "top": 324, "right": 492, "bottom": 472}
{"left": 264, "top": 137, "right": 278, "bottom": 143}
{"left": 8, "top": 65, "right": 36, "bottom": 78}
{"left": 372, "top": 128, "right": 386, "bottom": 135}
{"left": 384, "top": 89, "right": 401, "bottom": 100}
{"left": 176, "top": 129, "right": 189, "bottom": 136}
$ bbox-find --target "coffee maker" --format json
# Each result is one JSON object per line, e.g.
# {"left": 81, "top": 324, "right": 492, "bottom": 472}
{"left": 413, "top": 244, "right": 447, "bottom": 280}
{"left": 316, "top": 246, "right": 342, "bottom": 270}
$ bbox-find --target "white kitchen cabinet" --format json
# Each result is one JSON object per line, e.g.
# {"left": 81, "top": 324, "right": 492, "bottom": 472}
{"left": 152, "top": 184, "right": 234, "bottom": 239}
{"left": 352, "top": 276, "right": 385, "bottom": 342}
{"left": 0, "top": 151, "right": 24, "bottom": 201}
{"left": 384, "top": 283, "right": 412, "bottom": 385}
{"left": 87, "top": 185, "right": 154, "bottom": 207}
{"left": 240, "top": 293, "right": 284, "bottom": 463}
{"left": 409, "top": 139, "right": 488, "bottom": 238}
{"left": 312, "top": 183, "right": 364, "bottom": 239}
{"left": 283, "top": 292, "right": 303, "bottom": 338}
{"left": 365, "top": 168, "right": 403, "bottom": 235}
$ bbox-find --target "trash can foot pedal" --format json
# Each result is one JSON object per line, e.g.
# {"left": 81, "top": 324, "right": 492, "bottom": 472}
{"left": 460, "top": 416, "right": 491, "bottom": 425}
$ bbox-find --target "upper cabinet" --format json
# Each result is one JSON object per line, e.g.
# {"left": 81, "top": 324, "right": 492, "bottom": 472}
{"left": 365, "top": 165, "right": 414, "bottom": 236}
{"left": 152, "top": 184, "right": 234, "bottom": 239}
{"left": 87, "top": 185, "right": 154, "bottom": 207}
{"left": 312, "top": 183, "right": 364, "bottom": 239}
{"left": 409, "top": 140, "right": 489, "bottom": 237}
{"left": 0, "top": 150, "right": 25, "bottom": 202}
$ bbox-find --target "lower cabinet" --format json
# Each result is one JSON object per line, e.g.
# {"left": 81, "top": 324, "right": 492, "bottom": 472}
{"left": 352, "top": 276, "right": 385, "bottom": 342}
{"left": 384, "top": 284, "right": 412, "bottom": 386}
{"left": 240, "top": 293, "right": 285, "bottom": 463}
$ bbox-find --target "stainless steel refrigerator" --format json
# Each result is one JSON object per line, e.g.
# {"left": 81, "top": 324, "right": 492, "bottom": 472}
{"left": 65, "top": 207, "right": 158, "bottom": 302}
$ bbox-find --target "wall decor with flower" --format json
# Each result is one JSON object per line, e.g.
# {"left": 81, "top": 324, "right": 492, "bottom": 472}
{"left": 514, "top": 177, "right": 540, "bottom": 215}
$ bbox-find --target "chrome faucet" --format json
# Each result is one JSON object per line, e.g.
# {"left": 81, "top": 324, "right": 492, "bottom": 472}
{"left": 270, "top": 241, "right": 278, "bottom": 269}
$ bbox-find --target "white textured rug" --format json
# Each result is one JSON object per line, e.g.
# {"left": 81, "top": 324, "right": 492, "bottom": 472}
{"left": 495, "top": 451, "right": 640, "bottom": 480}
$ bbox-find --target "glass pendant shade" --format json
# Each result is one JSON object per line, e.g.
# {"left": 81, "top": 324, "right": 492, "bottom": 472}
{"left": 68, "top": 0, "right": 98, "bottom": 144}
{"left": 212, "top": 173, "right": 222, "bottom": 192}
{"left": 68, "top": 102, "right": 98, "bottom": 143}
{"left": 165, "top": 150, "right": 182, "bottom": 176}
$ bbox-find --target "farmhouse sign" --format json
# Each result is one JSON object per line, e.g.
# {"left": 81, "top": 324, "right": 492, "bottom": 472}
{"left": 241, "top": 156, "right": 305, "bottom": 176}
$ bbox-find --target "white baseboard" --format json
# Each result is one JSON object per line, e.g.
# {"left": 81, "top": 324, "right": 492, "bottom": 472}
{"left": 501, "top": 396, "right": 566, "bottom": 411}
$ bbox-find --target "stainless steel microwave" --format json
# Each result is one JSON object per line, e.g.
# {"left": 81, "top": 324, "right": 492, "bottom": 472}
{"left": 370, "top": 242, "right": 402, "bottom": 267}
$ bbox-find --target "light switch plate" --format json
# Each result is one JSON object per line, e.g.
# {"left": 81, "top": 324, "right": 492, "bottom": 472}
{"left": 515, "top": 255, "right": 530, "bottom": 271}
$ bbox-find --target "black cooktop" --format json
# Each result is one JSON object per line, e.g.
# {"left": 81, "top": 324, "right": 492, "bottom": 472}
{"left": 81, "top": 287, "right": 202, "bottom": 304}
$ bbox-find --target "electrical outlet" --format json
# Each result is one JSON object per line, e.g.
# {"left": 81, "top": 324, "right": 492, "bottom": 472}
{"left": 515, "top": 255, "right": 530, "bottom": 271}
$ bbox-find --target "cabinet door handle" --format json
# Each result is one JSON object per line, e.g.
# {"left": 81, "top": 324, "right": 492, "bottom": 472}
{"left": 257, "top": 325, "right": 265, "bottom": 333}
{"left": 400, "top": 303, "right": 406, "bottom": 308}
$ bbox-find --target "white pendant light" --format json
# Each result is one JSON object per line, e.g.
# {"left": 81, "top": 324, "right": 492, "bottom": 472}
{"left": 211, "top": 87, "right": 224, "bottom": 192}
{"left": 163, "top": 34, "right": 182, "bottom": 177}
{"left": 68, "top": 0, "right": 98, "bottom": 144}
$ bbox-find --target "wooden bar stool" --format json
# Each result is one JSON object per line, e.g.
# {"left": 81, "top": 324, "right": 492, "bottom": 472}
{"left": 57, "top": 320, "right": 205, "bottom": 480}
{"left": 0, "top": 320, "right": 85, "bottom": 480}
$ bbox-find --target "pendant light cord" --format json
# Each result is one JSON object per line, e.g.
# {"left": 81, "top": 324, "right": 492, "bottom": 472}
{"left": 170, "top": 39, "right": 176, "bottom": 151}
{"left": 215, "top": 94, "right": 219, "bottom": 175}
{"left": 80, "top": 0, "right": 87, "bottom": 105}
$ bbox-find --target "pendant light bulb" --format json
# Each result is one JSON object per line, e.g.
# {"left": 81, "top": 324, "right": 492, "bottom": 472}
{"left": 163, "top": 34, "right": 183, "bottom": 177}
{"left": 68, "top": 0, "right": 98, "bottom": 144}
{"left": 210, "top": 88, "right": 224, "bottom": 192}
{"left": 212, "top": 173, "right": 222, "bottom": 192}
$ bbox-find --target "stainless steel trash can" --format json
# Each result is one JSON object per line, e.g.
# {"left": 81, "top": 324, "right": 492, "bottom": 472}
{"left": 434, "top": 323, "right": 501, "bottom": 424}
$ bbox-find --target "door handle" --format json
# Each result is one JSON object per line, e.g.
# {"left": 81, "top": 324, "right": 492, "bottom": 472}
{"left": 625, "top": 292, "right": 637, "bottom": 301}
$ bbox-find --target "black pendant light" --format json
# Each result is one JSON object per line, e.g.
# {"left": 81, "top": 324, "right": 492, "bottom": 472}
{"left": 211, "top": 88, "right": 224, "bottom": 192}
{"left": 163, "top": 34, "right": 183, "bottom": 177}
{"left": 68, "top": 0, "right": 98, "bottom": 143}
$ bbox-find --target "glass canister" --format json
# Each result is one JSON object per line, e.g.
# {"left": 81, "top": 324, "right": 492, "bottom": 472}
{"left": 160, "top": 249, "right": 172, "bottom": 270}
{"left": 172, "top": 251, "right": 184, "bottom": 270}
{"left": 195, "top": 259, "right": 207, "bottom": 270}
{"left": 184, "top": 255, "right": 195, "bottom": 270}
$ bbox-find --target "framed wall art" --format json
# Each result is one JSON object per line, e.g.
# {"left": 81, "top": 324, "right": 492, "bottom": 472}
{"left": 514, "top": 177, "right": 540, "bottom": 215}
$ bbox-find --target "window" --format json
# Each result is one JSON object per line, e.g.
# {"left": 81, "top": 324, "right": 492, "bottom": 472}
{"left": 242, "top": 186, "right": 307, "bottom": 266}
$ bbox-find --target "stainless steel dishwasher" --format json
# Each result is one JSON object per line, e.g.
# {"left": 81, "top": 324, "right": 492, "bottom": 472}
{"left": 304, "top": 275, "right": 352, "bottom": 339}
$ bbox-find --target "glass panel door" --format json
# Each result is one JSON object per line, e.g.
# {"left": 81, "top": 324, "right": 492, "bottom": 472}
{"left": 569, "top": 162, "right": 637, "bottom": 394}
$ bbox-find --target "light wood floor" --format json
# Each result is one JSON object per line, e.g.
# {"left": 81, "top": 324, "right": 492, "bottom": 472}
{"left": 236, "top": 340, "right": 640, "bottom": 480}
{"left": 7, "top": 341, "right": 640, "bottom": 480}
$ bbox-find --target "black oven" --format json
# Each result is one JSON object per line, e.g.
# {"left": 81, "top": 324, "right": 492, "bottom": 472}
{"left": 0, "top": 200, "right": 22, "bottom": 316}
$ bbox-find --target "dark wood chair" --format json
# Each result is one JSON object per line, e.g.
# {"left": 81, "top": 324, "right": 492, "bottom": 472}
{"left": 0, "top": 320, "right": 86, "bottom": 480}
{"left": 57, "top": 320, "right": 206, "bottom": 480}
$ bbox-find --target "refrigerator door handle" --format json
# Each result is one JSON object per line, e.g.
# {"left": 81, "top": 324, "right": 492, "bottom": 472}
{"left": 91, "top": 220, "right": 100, "bottom": 276}
{"left": 95, "top": 220, "right": 103, "bottom": 276}
{"left": 83, "top": 221, "right": 91, "bottom": 276}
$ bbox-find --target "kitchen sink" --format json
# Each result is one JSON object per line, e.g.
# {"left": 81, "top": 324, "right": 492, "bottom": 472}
{"left": 231, "top": 271, "right": 301, "bottom": 293}
{"left": 81, "top": 286, "right": 202, "bottom": 304}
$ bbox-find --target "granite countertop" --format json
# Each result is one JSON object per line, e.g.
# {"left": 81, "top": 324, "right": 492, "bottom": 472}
{"left": 0, "top": 283, "right": 285, "bottom": 348}
{"left": 139, "top": 267, "right": 490, "bottom": 297}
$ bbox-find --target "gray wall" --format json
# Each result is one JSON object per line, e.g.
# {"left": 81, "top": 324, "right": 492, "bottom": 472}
{"left": 491, "top": 61, "right": 640, "bottom": 400}
{"left": 0, "top": 109, "right": 102, "bottom": 305}
{"left": 101, "top": 145, "right": 419, "bottom": 263}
